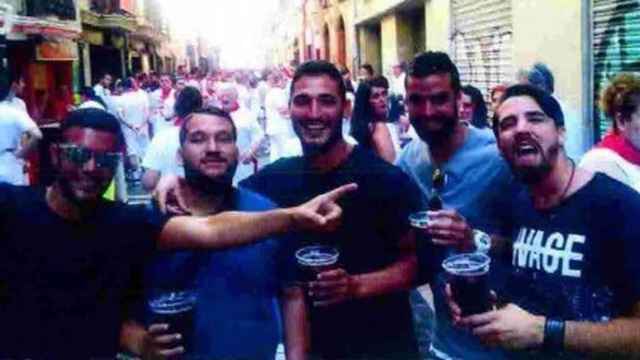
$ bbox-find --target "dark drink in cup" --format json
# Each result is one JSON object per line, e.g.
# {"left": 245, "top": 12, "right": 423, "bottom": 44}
{"left": 295, "top": 245, "right": 340, "bottom": 284}
{"left": 442, "top": 253, "right": 491, "bottom": 316}
{"left": 148, "top": 291, "right": 197, "bottom": 354}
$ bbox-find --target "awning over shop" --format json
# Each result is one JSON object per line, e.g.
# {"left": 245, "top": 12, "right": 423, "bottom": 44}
{"left": 80, "top": 9, "right": 137, "bottom": 33}
{"left": 5, "top": 15, "right": 81, "bottom": 39}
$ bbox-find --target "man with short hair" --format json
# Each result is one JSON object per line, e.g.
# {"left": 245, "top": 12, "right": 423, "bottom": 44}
{"left": 94, "top": 73, "right": 113, "bottom": 106}
{"left": 218, "top": 85, "right": 265, "bottom": 184}
{"left": 0, "top": 108, "right": 352, "bottom": 358}
{"left": 450, "top": 84, "right": 640, "bottom": 358}
{"left": 396, "top": 51, "right": 516, "bottom": 360}
{"left": 0, "top": 75, "right": 42, "bottom": 185}
{"left": 137, "top": 107, "right": 296, "bottom": 358}
{"left": 240, "top": 60, "right": 422, "bottom": 359}
{"left": 6, "top": 71, "right": 28, "bottom": 113}
{"left": 149, "top": 74, "right": 176, "bottom": 136}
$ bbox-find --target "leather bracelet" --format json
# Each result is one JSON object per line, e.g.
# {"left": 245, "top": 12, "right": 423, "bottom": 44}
{"left": 543, "top": 318, "right": 565, "bottom": 351}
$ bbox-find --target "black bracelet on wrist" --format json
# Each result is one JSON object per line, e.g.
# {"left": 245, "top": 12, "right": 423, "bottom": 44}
{"left": 543, "top": 318, "right": 565, "bottom": 351}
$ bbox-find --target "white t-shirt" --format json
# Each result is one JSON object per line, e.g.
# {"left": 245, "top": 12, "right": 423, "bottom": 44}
{"left": 149, "top": 89, "right": 176, "bottom": 137}
{"left": 231, "top": 107, "right": 264, "bottom": 185}
{"left": 5, "top": 95, "right": 28, "bottom": 113}
{"left": 141, "top": 126, "right": 183, "bottom": 176}
{"left": 264, "top": 87, "right": 301, "bottom": 163}
{"left": 0, "top": 102, "right": 39, "bottom": 185}
{"left": 78, "top": 100, "right": 106, "bottom": 110}
{"left": 579, "top": 147, "right": 640, "bottom": 192}
{"left": 390, "top": 73, "right": 406, "bottom": 97}
{"left": 113, "top": 91, "right": 151, "bottom": 157}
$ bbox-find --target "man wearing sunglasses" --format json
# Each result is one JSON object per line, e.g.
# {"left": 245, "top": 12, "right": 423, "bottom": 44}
{"left": 0, "top": 108, "right": 355, "bottom": 358}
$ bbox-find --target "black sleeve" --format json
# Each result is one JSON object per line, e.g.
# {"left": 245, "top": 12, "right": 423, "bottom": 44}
{"left": 609, "top": 185, "right": 640, "bottom": 312}
{"left": 122, "top": 205, "right": 171, "bottom": 323}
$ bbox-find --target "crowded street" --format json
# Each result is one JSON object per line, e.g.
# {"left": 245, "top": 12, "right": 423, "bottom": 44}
{"left": 1, "top": 0, "right": 640, "bottom": 359}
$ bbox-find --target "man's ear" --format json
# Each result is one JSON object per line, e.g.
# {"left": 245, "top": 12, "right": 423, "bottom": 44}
{"left": 615, "top": 112, "right": 628, "bottom": 133}
{"left": 558, "top": 126, "right": 567, "bottom": 147}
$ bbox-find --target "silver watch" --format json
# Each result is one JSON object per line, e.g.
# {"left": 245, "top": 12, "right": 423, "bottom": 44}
{"left": 473, "top": 229, "right": 491, "bottom": 253}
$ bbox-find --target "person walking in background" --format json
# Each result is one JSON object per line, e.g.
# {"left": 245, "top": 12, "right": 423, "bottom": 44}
{"left": 142, "top": 86, "right": 203, "bottom": 192}
{"left": 580, "top": 73, "right": 640, "bottom": 191}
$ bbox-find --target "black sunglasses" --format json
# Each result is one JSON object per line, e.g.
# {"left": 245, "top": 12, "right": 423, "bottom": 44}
{"left": 59, "top": 144, "right": 121, "bottom": 170}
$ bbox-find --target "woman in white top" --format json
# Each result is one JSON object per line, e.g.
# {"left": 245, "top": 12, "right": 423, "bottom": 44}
{"left": 580, "top": 73, "right": 640, "bottom": 191}
{"left": 350, "top": 76, "right": 397, "bottom": 163}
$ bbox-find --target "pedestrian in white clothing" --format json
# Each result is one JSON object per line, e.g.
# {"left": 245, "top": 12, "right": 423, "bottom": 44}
{"left": 264, "top": 73, "right": 301, "bottom": 163}
{"left": 218, "top": 85, "right": 265, "bottom": 184}
{"left": 113, "top": 78, "right": 150, "bottom": 162}
{"left": 149, "top": 74, "right": 176, "bottom": 137}
{"left": 0, "top": 79, "right": 42, "bottom": 185}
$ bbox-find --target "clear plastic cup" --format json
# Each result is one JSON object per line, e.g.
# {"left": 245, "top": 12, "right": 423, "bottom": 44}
{"left": 442, "top": 253, "right": 492, "bottom": 316}
{"left": 148, "top": 290, "right": 197, "bottom": 352}
{"left": 295, "top": 245, "right": 340, "bottom": 283}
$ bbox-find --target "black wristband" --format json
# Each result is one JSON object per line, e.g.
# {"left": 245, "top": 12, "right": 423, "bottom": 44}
{"left": 543, "top": 318, "right": 565, "bottom": 351}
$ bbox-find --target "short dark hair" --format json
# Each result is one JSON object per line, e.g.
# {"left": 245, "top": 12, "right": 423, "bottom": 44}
{"left": 290, "top": 60, "right": 346, "bottom": 101}
{"left": 492, "top": 84, "right": 564, "bottom": 135}
{"left": 61, "top": 109, "right": 125, "bottom": 150}
{"left": 122, "top": 77, "right": 136, "bottom": 90}
{"left": 360, "top": 64, "right": 374, "bottom": 76}
{"left": 367, "top": 76, "right": 389, "bottom": 89}
{"left": 179, "top": 106, "right": 237, "bottom": 146}
{"left": 528, "top": 63, "right": 555, "bottom": 94}
{"left": 462, "top": 85, "right": 488, "bottom": 128}
{"left": 174, "top": 86, "right": 203, "bottom": 118}
{"left": 407, "top": 51, "right": 461, "bottom": 92}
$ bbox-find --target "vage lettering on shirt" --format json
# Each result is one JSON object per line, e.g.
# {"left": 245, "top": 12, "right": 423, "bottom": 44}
{"left": 512, "top": 228, "right": 585, "bottom": 278}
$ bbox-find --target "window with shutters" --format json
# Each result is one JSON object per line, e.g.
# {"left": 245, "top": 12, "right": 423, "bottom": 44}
{"left": 451, "top": 0, "right": 513, "bottom": 103}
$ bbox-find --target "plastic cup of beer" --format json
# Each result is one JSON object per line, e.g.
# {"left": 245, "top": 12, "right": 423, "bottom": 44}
{"left": 442, "top": 253, "right": 492, "bottom": 316}
{"left": 295, "top": 245, "right": 340, "bottom": 284}
{"left": 148, "top": 290, "right": 197, "bottom": 353}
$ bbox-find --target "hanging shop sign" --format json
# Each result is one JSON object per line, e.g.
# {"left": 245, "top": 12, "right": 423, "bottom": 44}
{"left": 36, "top": 38, "right": 78, "bottom": 61}
{"left": 82, "top": 29, "right": 104, "bottom": 46}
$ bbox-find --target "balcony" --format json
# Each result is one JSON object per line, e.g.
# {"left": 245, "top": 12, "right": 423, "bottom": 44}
{"left": 25, "top": 0, "right": 76, "bottom": 20}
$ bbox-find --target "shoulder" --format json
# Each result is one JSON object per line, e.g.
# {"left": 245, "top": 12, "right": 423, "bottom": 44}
{"left": 352, "top": 147, "right": 420, "bottom": 192}
{"left": 232, "top": 187, "right": 278, "bottom": 211}
{"left": 239, "top": 156, "right": 304, "bottom": 191}
{"left": 582, "top": 173, "right": 640, "bottom": 207}
{"left": 396, "top": 138, "right": 430, "bottom": 170}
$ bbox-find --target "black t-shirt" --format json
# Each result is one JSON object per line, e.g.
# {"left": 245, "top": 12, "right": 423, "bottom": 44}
{"left": 0, "top": 184, "right": 164, "bottom": 358}
{"left": 240, "top": 146, "right": 423, "bottom": 359}
{"left": 501, "top": 174, "right": 640, "bottom": 357}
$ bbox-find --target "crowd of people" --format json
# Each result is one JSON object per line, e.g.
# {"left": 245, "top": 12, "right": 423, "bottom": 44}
{"left": 0, "top": 49, "right": 639, "bottom": 360}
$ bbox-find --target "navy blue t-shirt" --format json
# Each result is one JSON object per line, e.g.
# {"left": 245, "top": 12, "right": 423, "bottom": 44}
{"left": 501, "top": 174, "right": 640, "bottom": 358}
{"left": 0, "top": 184, "right": 163, "bottom": 358}
{"left": 145, "top": 188, "right": 286, "bottom": 359}
{"left": 240, "top": 146, "right": 423, "bottom": 359}
{"left": 503, "top": 173, "right": 640, "bottom": 320}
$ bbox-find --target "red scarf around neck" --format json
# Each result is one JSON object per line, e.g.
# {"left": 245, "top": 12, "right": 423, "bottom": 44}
{"left": 597, "top": 132, "right": 640, "bottom": 166}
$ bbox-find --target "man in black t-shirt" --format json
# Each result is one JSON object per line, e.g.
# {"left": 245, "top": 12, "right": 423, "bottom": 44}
{"left": 240, "top": 61, "right": 423, "bottom": 359}
{"left": 448, "top": 85, "right": 640, "bottom": 358}
{"left": 0, "top": 108, "right": 354, "bottom": 358}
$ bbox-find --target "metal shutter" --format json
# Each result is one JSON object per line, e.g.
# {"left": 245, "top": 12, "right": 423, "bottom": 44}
{"left": 451, "top": 0, "right": 513, "bottom": 102}
{"left": 592, "top": 0, "right": 640, "bottom": 139}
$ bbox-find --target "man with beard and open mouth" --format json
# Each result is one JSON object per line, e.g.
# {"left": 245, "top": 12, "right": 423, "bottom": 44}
{"left": 447, "top": 84, "right": 640, "bottom": 359}
{"left": 396, "top": 51, "right": 517, "bottom": 360}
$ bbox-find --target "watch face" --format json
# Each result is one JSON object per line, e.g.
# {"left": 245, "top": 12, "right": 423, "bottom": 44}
{"left": 473, "top": 230, "right": 491, "bottom": 253}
